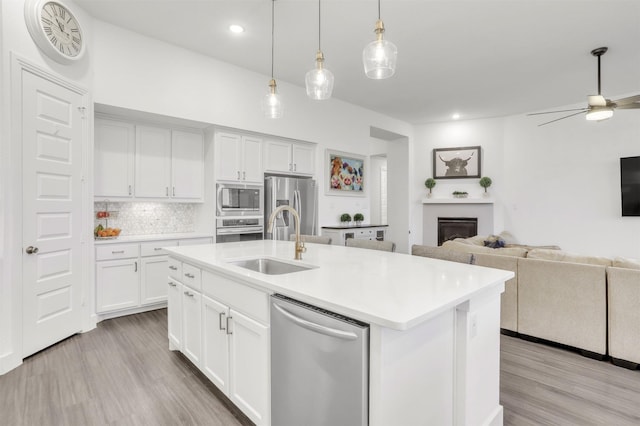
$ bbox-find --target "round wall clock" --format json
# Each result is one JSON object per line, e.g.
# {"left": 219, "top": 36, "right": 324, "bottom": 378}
{"left": 24, "top": 0, "right": 86, "bottom": 64}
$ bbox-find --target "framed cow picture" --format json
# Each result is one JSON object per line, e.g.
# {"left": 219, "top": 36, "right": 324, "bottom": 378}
{"left": 432, "top": 146, "right": 481, "bottom": 179}
{"left": 325, "top": 149, "right": 366, "bottom": 196}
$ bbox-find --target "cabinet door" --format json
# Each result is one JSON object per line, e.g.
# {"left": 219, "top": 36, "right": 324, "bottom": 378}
{"left": 171, "top": 130, "right": 204, "bottom": 199}
{"left": 94, "top": 119, "right": 134, "bottom": 197}
{"left": 229, "top": 309, "right": 270, "bottom": 426}
{"left": 264, "top": 140, "right": 292, "bottom": 173}
{"left": 140, "top": 256, "right": 169, "bottom": 305}
{"left": 96, "top": 258, "right": 139, "bottom": 313}
{"left": 292, "top": 143, "right": 315, "bottom": 175}
{"left": 167, "top": 279, "right": 182, "bottom": 350}
{"left": 215, "top": 132, "right": 242, "bottom": 181}
{"left": 182, "top": 287, "right": 202, "bottom": 367}
{"left": 135, "top": 125, "right": 171, "bottom": 197}
{"left": 242, "top": 136, "right": 263, "bottom": 183}
{"left": 202, "top": 295, "right": 230, "bottom": 393}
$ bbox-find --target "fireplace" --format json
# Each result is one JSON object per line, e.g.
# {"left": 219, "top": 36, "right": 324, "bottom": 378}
{"left": 438, "top": 217, "right": 478, "bottom": 246}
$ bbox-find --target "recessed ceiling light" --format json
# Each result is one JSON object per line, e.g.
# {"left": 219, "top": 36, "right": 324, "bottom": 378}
{"left": 452, "top": 113, "right": 461, "bottom": 120}
{"left": 229, "top": 24, "right": 244, "bottom": 34}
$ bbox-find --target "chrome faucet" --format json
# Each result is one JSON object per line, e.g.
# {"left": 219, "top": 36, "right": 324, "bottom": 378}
{"left": 267, "top": 205, "right": 306, "bottom": 260}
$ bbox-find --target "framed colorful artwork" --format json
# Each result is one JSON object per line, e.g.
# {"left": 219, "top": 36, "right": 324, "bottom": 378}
{"left": 325, "top": 149, "right": 366, "bottom": 196}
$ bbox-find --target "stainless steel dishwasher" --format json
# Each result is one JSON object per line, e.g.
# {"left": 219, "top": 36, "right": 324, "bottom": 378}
{"left": 270, "top": 294, "right": 369, "bottom": 426}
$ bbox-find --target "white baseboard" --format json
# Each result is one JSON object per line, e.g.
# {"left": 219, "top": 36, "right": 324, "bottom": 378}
{"left": 483, "top": 405, "right": 504, "bottom": 426}
{"left": 96, "top": 303, "right": 167, "bottom": 322}
{"left": 0, "top": 351, "right": 22, "bottom": 376}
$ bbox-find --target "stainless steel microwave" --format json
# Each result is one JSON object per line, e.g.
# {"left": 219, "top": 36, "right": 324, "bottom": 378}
{"left": 216, "top": 183, "right": 263, "bottom": 216}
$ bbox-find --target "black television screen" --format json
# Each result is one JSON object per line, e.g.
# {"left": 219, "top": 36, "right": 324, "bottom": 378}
{"left": 621, "top": 156, "right": 640, "bottom": 216}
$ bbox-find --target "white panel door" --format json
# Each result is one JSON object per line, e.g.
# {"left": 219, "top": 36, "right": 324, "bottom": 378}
{"left": 241, "top": 136, "right": 263, "bottom": 183}
{"left": 215, "top": 132, "right": 242, "bottom": 181}
{"left": 202, "top": 295, "right": 230, "bottom": 393}
{"left": 21, "top": 70, "right": 84, "bottom": 357}
{"left": 135, "top": 125, "right": 171, "bottom": 197}
{"left": 229, "top": 309, "right": 269, "bottom": 426}
{"left": 140, "top": 256, "right": 168, "bottom": 305}
{"left": 94, "top": 119, "right": 134, "bottom": 197}
{"left": 171, "top": 130, "right": 204, "bottom": 199}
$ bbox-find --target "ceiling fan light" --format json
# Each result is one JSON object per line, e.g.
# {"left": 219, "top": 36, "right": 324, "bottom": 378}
{"left": 305, "top": 51, "right": 334, "bottom": 100}
{"left": 262, "top": 79, "right": 283, "bottom": 119}
{"left": 585, "top": 107, "right": 613, "bottom": 121}
{"left": 362, "top": 20, "right": 397, "bottom": 79}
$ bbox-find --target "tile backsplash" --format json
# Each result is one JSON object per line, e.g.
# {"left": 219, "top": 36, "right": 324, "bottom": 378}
{"left": 94, "top": 202, "right": 195, "bottom": 235}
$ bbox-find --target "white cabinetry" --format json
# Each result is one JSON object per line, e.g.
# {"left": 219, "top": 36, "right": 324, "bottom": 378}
{"left": 167, "top": 278, "right": 183, "bottom": 351}
{"left": 96, "top": 258, "right": 139, "bottom": 312}
{"left": 264, "top": 140, "right": 315, "bottom": 175}
{"left": 321, "top": 225, "right": 388, "bottom": 246}
{"left": 135, "top": 125, "right": 172, "bottom": 198}
{"left": 171, "top": 130, "right": 205, "bottom": 199}
{"left": 215, "top": 132, "right": 263, "bottom": 183}
{"left": 182, "top": 285, "right": 202, "bottom": 366}
{"left": 95, "top": 118, "right": 135, "bottom": 198}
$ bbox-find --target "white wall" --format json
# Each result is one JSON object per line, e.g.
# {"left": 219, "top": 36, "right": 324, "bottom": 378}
{"left": 413, "top": 113, "right": 640, "bottom": 259}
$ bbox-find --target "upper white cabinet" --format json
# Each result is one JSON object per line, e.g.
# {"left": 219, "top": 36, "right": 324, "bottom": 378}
{"left": 95, "top": 118, "right": 135, "bottom": 198}
{"left": 135, "top": 125, "right": 172, "bottom": 198}
{"left": 215, "top": 132, "right": 263, "bottom": 183}
{"left": 171, "top": 130, "right": 205, "bottom": 199}
{"left": 94, "top": 118, "right": 204, "bottom": 201}
{"left": 264, "top": 140, "right": 315, "bottom": 176}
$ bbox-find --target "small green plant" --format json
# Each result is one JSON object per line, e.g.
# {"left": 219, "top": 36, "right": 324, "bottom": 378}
{"left": 479, "top": 176, "right": 492, "bottom": 193}
{"left": 340, "top": 213, "right": 352, "bottom": 223}
{"left": 354, "top": 213, "right": 364, "bottom": 222}
{"left": 424, "top": 178, "right": 436, "bottom": 194}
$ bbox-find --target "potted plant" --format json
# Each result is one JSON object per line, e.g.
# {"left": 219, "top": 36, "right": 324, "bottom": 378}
{"left": 340, "top": 213, "right": 352, "bottom": 225}
{"left": 452, "top": 191, "right": 468, "bottom": 198}
{"left": 479, "top": 176, "right": 492, "bottom": 196}
{"left": 353, "top": 213, "right": 364, "bottom": 226}
{"left": 424, "top": 178, "right": 436, "bottom": 197}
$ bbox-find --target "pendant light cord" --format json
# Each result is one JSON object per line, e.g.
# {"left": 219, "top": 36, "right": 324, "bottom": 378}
{"left": 377, "top": 0, "right": 381, "bottom": 20}
{"left": 318, "top": 0, "right": 321, "bottom": 51}
{"left": 271, "top": 0, "right": 275, "bottom": 79}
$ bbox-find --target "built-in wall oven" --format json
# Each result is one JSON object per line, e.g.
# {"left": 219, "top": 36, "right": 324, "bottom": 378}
{"left": 216, "top": 183, "right": 262, "bottom": 216}
{"left": 216, "top": 217, "right": 264, "bottom": 243}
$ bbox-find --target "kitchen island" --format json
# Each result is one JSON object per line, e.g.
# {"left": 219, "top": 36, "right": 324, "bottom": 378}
{"left": 165, "top": 240, "right": 513, "bottom": 426}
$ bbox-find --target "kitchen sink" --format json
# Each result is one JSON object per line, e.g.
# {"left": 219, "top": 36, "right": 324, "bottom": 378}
{"left": 228, "top": 257, "right": 314, "bottom": 275}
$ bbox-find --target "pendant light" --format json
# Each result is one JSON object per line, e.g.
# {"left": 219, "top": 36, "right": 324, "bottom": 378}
{"left": 262, "top": 0, "right": 283, "bottom": 118}
{"left": 362, "top": 0, "right": 397, "bottom": 79}
{"left": 305, "top": 0, "right": 334, "bottom": 100}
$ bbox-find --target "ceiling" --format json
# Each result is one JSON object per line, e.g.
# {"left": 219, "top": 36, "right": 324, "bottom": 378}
{"left": 76, "top": 0, "right": 640, "bottom": 125}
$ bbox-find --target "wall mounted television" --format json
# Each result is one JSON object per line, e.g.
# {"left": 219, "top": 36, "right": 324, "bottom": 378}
{"left": 621, "top": 156, "right": 640, "bottom": 217}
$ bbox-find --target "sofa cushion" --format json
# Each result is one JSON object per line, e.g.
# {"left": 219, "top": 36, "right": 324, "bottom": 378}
{"left": 526, "top": 248, "right": 612, "bottom": 267}
{"left": 411, "top": 245, "right": 474, "bottom": 264}
{"left": 612, "top": 257, "right": 640, "bottom": 270}
{"left": 442, "top": 240, "right": 528, "bottom": 258}
{"left": 454, "top": 235, "right": 486, "bottom": 246}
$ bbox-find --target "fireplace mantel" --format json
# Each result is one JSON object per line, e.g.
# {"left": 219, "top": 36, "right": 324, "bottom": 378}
{"left": 422, "top": 197, "right": 494, "bottom": 204}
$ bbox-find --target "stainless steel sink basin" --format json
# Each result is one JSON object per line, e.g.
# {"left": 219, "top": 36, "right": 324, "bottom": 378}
{"left": 228, "top": 257, "right": 314, "bottom": 275}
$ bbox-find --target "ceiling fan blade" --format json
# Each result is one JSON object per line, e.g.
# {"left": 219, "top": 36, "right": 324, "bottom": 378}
{"left": 613, "top": 94, "right": 640, "bottom": 108}
{"left": 588, "top": 95, "right": 607, "bottom": 107}
{"left": 527, "top": 108, "right": 588, "bottom": 116}
{"left": 537, "top": 110, "right": 587, "bottom": 126}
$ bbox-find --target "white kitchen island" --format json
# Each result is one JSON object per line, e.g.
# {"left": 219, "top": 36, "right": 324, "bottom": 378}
{"left": 165, "top": 240, "right": 513, "bottom": 426}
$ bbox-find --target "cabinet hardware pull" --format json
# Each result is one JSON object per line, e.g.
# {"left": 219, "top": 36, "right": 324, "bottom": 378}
{"left": 173, "top": 187, "right": 175, "bottom": 196}
{"left": 243, "top": 171, "right": 246, "bottom": 180}
{"left": 183, "top": 291, "right": 194, "bottom": 297}
{"left": 219, "top": 312, "right": 226, "bottom": 330}
{"left": 154, "top": 247, "right": 162, "bottom": 251}
{"left": 226, "top": 316, "right": 233, "bottom": 335}
{"left": 134, "top": 261, "right": 138, "bottom": 272}
{"left": 112, "top": 250, "right": 124, "bottom": 254}
{"left": 185, "top": 273, "right": 195, "bottom": 278}
{"left": 289, "top": 163, "right": 292, "bottom": 171}
{"left": 168, "top": 282, "right": 176, "bottom": 287}
{"left": 128, "top": 185, "right": 132, "bottom": 195}
{"left": 169, "top": 265, "right": 177, "bottom": 270}
{"left": 294, "top": 163, "right": 297, "bottom": 171}
{"left": 237, "top": 171, "right": 240, "bottom": 180}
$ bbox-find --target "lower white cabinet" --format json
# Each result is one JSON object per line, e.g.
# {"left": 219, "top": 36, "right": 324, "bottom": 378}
{"left": 203, "top": 295, "right": 230, "bottom": 391}
{"left": 96, "top": 258, "right": 139, "bottom": 312}
{"left": 167, "top": 279, "right": 182, "bottom": 350}
{"left": 141, "top": 255, "right": 169, "bottom": 305}
{"left": 182, "top": 286, "right": 202, "bottom": 367}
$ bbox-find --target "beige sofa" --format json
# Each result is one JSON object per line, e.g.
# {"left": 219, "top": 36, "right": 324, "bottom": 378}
{"left": 607, "top": 257, "right": 640, "bottom": 368}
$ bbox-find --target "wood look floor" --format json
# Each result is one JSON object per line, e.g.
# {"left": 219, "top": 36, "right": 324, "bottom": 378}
{"left": 1, "top": 309, "right": 640, "bottom": 426}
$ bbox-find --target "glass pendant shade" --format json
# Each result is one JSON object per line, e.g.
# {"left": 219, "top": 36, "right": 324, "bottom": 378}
{"left": 262, "top": 79, "right": 283, "bottom": 119}
{"left": 305, "top": 51, "right": 334, "bottom": 100}
{"left": 363, "top": 20, "right": 397, "bottom": 79}
{"left": 585, "top": 107, "right": 613, "bottom": 121}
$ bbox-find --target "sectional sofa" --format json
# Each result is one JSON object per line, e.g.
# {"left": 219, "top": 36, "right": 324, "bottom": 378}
{"left": 411, "top": 236, "right": 640, "bottom": 368}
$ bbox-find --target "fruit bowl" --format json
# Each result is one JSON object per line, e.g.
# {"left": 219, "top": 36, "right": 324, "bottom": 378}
{"left": 94, "top": 225, "right": 121, "bottom": 239}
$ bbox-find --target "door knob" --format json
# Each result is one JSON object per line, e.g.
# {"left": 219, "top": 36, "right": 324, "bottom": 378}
{"left": 25, "top": 246, "right": 39, "bottom": 254}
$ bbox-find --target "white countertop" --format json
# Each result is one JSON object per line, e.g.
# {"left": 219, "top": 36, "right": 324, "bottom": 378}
{"left": 94, "top": 232, "right": 214, "bottom": 245}
{"left": 165, "top": 240, "right": 513, "bottom": 331}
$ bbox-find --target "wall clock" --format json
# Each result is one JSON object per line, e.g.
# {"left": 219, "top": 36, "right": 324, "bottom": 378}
{"left": 24, "top": 0, "right": 86, "bottom": 64}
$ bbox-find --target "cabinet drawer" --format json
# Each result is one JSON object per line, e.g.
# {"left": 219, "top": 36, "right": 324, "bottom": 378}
{"left": 182, "top": 263, "right": 202, "bottom": 291}
{"left": 179, "top": 237, "right": 213, "bottom": 246}
{"left": 168, "top": 257, "right": 182, "bottom": 280}
{"left": 141, "top": 240, "right": 178, "bottom": 257}
{"left": 202, "top": 270, "right": 269, "bottom": 324}
{"left": 96, "top": 243, "right": 139, "bottom": 261}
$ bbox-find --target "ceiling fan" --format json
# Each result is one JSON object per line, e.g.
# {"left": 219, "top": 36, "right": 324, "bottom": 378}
{"left": 529, "top": 47, "right": 640, "bottom": 126}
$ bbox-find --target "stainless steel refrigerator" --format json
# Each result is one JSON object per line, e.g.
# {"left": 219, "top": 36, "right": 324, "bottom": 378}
{"left": 264, "top": 176, "right": 317, "bottom": 240}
